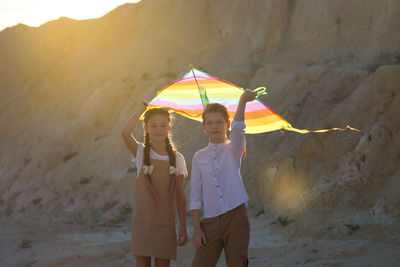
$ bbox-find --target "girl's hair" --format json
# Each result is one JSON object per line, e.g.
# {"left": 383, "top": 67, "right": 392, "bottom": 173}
{"left": 142, "top": 108, "right": 176, "bottom": 210}
{"left": 202, "top": 103, "right": 229, "bottom": 123}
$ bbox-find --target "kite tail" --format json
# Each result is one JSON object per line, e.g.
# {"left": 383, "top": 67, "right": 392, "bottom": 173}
{"left": 282, "top": 125, "right": 359, "bottom": 133}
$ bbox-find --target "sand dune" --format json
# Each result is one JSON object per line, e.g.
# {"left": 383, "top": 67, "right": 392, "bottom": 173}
{"left": 1, "top": 0, "right": 400, "bottom": 265}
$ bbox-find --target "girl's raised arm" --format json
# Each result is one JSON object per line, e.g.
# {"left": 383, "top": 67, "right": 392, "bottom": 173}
{"left": 121, "top": 101, "right": 148, "bottom": 157}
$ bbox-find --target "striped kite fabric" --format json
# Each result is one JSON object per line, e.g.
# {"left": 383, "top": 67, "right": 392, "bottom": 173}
{"left": 144, "top": 68, "right": 358, "bottom": 134}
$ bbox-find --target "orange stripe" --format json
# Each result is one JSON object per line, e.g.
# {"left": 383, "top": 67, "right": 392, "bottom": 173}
{"left": 168, "top": 108, "right": 203, "bottom": 117}
{"left": 152, "top": 105, "right": 286, "bottom": 123}
{"left": 224, "top": 110, "right": 282, "bottom": 120}
{"left": 245, "top": 116, "right": 288, "bottom": 127}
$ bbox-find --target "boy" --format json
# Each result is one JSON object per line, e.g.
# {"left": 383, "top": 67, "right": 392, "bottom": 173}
{"left": 190, "top": 89, "right": 256, "bottom": 267}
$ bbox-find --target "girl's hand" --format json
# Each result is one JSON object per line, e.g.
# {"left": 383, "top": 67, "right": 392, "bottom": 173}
{"left": 192, "top": 228, "right": 207, "bottom": 249}
{"left": 178, "top": 225, "right": 187, "bottom": 246}
{"left": 139, "top": 101, "right": 148, "bottom": 113}
{"left": 240, "top": 89, "right": 257, "bottom": 103}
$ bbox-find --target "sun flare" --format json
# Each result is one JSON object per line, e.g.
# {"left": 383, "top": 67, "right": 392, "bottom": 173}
{"left": 0, "top": 0, "right": 141, "bottom": 31}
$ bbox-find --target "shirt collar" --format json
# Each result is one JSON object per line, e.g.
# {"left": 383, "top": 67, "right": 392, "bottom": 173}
{"left": 207, "top": 140, "right": 229, "bottom": 150}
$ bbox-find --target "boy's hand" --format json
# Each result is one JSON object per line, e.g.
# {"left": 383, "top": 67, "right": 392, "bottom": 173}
{"left": 178, "top": 225, "right": 187, "bottom": 246}
{"left": 240, "top": 89, "right": 257, "bottom": 103}
{"left": 193, "top": 228, "right": 207, "bottom": 249}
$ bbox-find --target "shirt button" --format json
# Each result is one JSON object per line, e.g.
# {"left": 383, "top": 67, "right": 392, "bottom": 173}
{"left": 214, "top": 157, "right": 216, "bottom": 160}
{"left": 216, "top": 185, "right": 219, "bottom": 188}
{"left": 220, "top": 196, "right": 223, "bottom": 198}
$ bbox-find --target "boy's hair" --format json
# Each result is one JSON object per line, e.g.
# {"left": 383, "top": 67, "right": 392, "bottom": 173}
{"left": 142, "top": 108, "right": 176, "bottom": 210}
{"left": 202, "top": 103, "right": 229, "bottom": 123}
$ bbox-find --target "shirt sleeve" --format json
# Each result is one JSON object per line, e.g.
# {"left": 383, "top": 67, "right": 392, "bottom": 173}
{"left": 189, "top": 154, "right": 202, "bottom": 210}
{"left": 176, "top": 152, "right": 188, "bottom": 178}
{"left": 229, "top": 121, "right": 246, "bottom": 157}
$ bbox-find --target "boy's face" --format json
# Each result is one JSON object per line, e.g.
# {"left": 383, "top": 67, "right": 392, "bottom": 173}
{"left": 202, "top": 112, "right": 230, "bottom": 143}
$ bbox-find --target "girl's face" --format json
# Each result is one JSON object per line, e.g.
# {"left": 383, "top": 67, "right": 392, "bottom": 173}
{"left": 144, "top": 114, "right": 171, "bottom": 143}
{"left": 202, "top": 112, "right": 230, "bottom": 143}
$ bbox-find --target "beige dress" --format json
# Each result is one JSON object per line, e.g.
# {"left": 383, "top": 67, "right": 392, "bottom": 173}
{"left": 131, "top": 159, "right": 177, "bottom": 260}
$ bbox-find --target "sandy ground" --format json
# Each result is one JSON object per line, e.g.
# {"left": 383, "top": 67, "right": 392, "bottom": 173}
{"left": 1, "top": 216, "right": 400, "bottom": 267}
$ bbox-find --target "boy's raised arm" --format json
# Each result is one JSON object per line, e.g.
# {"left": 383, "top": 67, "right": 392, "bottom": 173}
{"left": 233, "top": 89, "right": 257, "bottom": 122}
{"left": 230, "top": 90, "right": 257, "bottom": 156}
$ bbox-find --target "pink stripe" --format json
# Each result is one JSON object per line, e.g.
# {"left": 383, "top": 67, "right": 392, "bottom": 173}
{"left": 151, "top": 99, "right": 272, "bottom": 113}
{"left": 225, "top": 101, "right": 271, "bottom": 112}
{"left": 151, "top": 100, "right": 204, "bottom": 110}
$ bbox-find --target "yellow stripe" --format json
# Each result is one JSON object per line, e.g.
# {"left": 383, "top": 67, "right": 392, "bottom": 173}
{"left": 245, "top": 121, "right": 291, "bottom": 134}
{"left": 158, "top": 91, "right": 201, "bottom": 99}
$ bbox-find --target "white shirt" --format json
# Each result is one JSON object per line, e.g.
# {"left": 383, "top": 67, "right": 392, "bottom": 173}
{"left": 190, "top": 121, "right": 249, "bottom": 218}
{"left": 132, "top": 143, "right": 188, "bottom": 179}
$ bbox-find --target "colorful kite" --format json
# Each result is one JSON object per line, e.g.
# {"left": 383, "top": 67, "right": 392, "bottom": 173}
{"left": 144, "top": 67, "right": 358, "bottom": 134}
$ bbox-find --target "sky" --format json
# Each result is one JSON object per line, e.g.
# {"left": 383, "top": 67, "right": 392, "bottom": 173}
{"left": 0, "top": 0, "right": 141, "bottom": 31}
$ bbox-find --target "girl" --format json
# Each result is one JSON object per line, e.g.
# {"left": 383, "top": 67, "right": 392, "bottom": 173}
{"left": 121, "top": 102, "right": 188, "bottom": 267}
{"left": 190, "top": 89, "right": 256, "bottom": 267}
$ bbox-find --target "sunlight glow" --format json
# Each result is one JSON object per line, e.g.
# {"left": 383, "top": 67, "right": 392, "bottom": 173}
{"left": 259, "top": 164, "right": 309, "bottom": 216}
{"left": 0, "top": 0, "right": 141, "bottom": 31}
{"left": 271, "top": 173, "right": 307, "bottom": 211}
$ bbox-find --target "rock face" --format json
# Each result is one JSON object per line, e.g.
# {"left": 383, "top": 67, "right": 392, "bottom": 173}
{"left": 1, "top": 0, "right": 399, "bottom": 233}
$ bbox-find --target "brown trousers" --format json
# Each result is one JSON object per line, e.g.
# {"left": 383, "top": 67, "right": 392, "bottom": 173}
{"left": 191, "top": 204, "right": 250, "bottom": 267}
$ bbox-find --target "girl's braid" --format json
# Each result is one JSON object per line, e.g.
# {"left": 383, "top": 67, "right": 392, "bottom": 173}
{"left": 165, "top": 136, "right": 177, "bottom": 211}
{"left": 143, "top": 132, "right": 160, "bottom": 208}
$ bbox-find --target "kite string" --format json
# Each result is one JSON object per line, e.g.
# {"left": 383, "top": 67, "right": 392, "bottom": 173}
{"left": 190, "top": 65, "right": 200, "bottom": 90}
{"left": 190, "top": 65, "right": 208, "bottom": 109}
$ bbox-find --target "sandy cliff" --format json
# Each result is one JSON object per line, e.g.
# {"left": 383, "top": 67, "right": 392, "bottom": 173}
{"left": 1, "top": 0, "right": 400, "bottom": 237}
